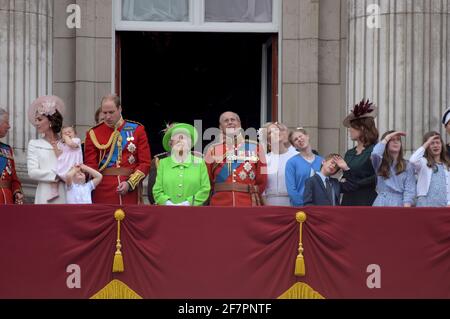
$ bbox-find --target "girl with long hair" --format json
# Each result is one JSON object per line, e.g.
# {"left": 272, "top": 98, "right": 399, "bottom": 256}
{"left": 409, "top": 131, "right": 450, "bottom": 207}
{"left": 371, "top": 131, "right": 416, "bottom": 207}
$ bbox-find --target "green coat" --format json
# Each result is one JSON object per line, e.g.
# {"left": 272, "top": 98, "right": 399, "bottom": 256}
{"left": 152, "top": 154, "right": 211, "bottom": 206}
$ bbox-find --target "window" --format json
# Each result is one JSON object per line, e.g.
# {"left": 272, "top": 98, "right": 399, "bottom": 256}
{"left": 122, "top": 0, "right": 189, "bottom": 22}
{"left": 115, "top": 0, "right": 279, "bottom": 32}
{"left": 205, "top": 0, "right": 272, "bottom": 23}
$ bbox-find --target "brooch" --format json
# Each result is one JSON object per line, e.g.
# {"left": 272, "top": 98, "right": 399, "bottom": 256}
{"left": 239, "top": 171, "right": 248, "bottom": 181}
{"left": 127, "top": 143, "right": 136, "bottom": 154}
{"left": 244, "top": 162, "right": 252, "bottom": 172}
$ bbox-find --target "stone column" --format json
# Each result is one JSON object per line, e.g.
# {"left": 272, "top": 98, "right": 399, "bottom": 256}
{"left": 347, "top": 0, "right": 450, "bottom": 153}
{"left": 281, "top": 0, "right": 348, "bottom": 155}
{"left": 318, "top": 0, "right": 348, "bottom": 155}
{"left": 0, "top": 0, "right": 53, "bottom": 199}
{"left": 74, "top": 0, "right": 112, "bottom": 138}
{"left": 282, "top": 0, "right": 320, "bottom": 148}
{"left": 53, "top": 0, "right": 113, "bottom": 139}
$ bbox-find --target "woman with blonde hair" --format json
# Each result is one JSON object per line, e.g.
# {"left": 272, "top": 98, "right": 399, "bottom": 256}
{"left": 260, "top": 122, "right": 298, "bottom": 206}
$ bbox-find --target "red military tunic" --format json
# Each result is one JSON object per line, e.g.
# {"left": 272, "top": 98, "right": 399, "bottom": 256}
{"left": 205, "top": 138, "right": 267, "bottom": 206}
{"left": 0, "top": 143, "right": 22, "bottom": 204}
{"left": 84, "top": 118, "right": 151, "bottom": 204}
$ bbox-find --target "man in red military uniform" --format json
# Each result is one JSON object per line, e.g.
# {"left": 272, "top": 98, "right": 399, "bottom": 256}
{"left": 205, "top": 111, "right": 267, "bottom": 206}
{"left": 0, "top": 108, "right": 23, "bottom": 204}
{"left": 84, "top": 94, "right": 151, "bottom": 204}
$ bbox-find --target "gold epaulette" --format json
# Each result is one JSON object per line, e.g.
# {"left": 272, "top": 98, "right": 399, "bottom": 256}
{"left": 84, "top": 122, "right": 104, "bottom": 144}
{"left": 87, "top": 121, "right": 105, "bottom": 132}
{"left": 125, "top": 119, "right": 144, "bottom": 127}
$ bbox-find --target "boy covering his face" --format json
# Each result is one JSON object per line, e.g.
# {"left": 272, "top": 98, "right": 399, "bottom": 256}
{"left": 303, "top": 154, "right": 356, "bottom": 206}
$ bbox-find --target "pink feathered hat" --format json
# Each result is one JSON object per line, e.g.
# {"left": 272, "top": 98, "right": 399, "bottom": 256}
{"left": 28, "top": 95, "right": 65, "bottom": 126}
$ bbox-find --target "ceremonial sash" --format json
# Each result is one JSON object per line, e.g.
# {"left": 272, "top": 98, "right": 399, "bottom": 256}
{"left": 99, "top": 122, "right": 138, "bottom": 168}
{"left": 215, "top": 142, "right": 256, "bottom": 183}
{"left": 0, "top": 145, "right": 10, "bottom": 173}
{"left": 120, "top": 122, "right": 138, "bottom": 151}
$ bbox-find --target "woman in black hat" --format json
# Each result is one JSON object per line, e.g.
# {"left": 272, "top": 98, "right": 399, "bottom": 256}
{"left": 341, "top": 99, "right": 379, "bottom": 206}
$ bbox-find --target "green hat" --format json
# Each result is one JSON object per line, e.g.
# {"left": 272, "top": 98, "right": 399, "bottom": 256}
{"left": 162, "top": 123, "right": 198, "bottom": 152}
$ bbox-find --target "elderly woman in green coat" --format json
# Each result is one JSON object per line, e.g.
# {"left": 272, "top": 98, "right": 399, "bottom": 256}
{"left": 153, "top": 123, "right": 211, "bottom": 206}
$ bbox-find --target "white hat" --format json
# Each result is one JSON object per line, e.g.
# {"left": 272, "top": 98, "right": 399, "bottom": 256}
{"left": 442, "top": 107, "right": 450, "bottom": 126}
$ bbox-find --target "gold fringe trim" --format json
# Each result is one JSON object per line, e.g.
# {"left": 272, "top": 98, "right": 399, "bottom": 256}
{"left": 278, "top": 282, "right": 325, "bottom": 299}
{"left": 90, "top": 280, "right": 142, "bottom": 299}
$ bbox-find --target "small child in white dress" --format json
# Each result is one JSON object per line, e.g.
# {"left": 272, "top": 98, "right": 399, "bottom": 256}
{"left": 66, "top": 164, "right": 102, "bottom": 204}
{"left": 49, "top": 126, "right": 83, "bottom": 201}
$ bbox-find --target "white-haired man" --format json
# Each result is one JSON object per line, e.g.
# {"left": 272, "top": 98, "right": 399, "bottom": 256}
{"left": 205, "top": 111, "right": 267, "bottom": 206}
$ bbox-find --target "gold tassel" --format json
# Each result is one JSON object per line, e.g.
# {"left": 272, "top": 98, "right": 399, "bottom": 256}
{"left": 113, "top": 209, "right": 126, "bottom": 273}
{"left": 295, "top": 212, "right": 307, "bottom": 277}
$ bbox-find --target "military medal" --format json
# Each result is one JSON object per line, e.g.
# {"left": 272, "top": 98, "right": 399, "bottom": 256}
{"left": 239, "top": 171, "right": 248, "bottom": 181}
{"left": 126, "top": 132, "right": 136, "bottom": 154}
{"left": 249, "top": 171, "right": 256, "bottom": 180}
{"left": 5, "top": 158, "right": 12, "bottom": 175}
{"left": 128, "top": 155, "right": 136, "bottom": 164}
{"left": 244, "top": 162, "right": 252, "bottom": 172}
{"left": 127, "top": 143, "right": 136, "bottom": 153}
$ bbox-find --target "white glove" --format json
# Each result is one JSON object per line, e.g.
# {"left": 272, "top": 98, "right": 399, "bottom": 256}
{"left": 165, "top": 200, "right": 175, "bottom": 206}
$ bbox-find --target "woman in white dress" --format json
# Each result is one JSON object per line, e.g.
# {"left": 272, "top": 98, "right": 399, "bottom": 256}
{"left": 261, "top": 122, "right": 298, "bottom": 206}
{"left": 27, "top": 95, "right": 67, "bottom": 204}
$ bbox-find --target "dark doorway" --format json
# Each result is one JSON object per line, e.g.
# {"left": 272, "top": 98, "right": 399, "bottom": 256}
{"left": 120, "top": 31, "right": 276, "bottom": 156}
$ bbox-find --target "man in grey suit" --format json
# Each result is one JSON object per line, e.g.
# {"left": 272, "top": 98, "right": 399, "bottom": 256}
{"left": 304, "top": 154, "right": 356, "bottom": 206}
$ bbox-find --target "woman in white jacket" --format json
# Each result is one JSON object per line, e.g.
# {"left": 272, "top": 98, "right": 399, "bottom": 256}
{"left": 260, "top": 122, "right": 298, "bottom": 206}
{"left": 409, "top": 131, "right": 450, "bottom": 207}
{"left": 27, "top": 96, "right": 67, "bottom": 204}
